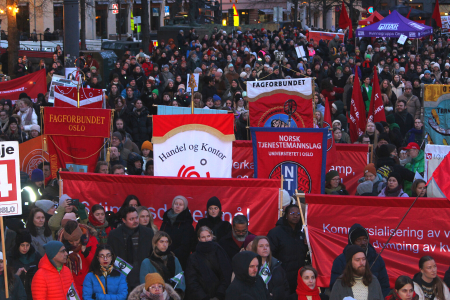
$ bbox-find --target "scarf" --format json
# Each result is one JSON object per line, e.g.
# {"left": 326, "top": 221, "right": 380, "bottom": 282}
{"left": 325, "top": 185, "right": 344, "bottom": 194}
{"left": 362, "top": 60, "right": 371, "bottom": 69}
{"left": 19, "top": 252, "right": 35, "bottom": 265}
{"left": 408, "top": 128, "right": 423, "bottom": 144}
{"left": 89, "top": 214, "right": 109, "bottom": 244}
{"left": 150, "top": 249, "right": 176, "bottom": 282}
{"left": 166, "top": 210, "right": 179, "bottom": 225}
{"left": 140, "top": 289, "right": 165, "bottom": 300}
{"left": 24, "top": 107, "right": 33, "bottom": 125}
{"left": 100, "top": 265, "right": 113, "bottom": 278}
{"left": 123, "top": 226, "right": 139, "bottom": 265}
{"left": 384, "top": 185, "right": 403, "bottom": 197}
{"left": 296, "top": 274, "right": 321, "bottom": 300}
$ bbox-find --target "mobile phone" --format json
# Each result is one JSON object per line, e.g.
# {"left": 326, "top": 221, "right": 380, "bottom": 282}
{"left": 69, "top": 199, "right": 80, "bottom": 206}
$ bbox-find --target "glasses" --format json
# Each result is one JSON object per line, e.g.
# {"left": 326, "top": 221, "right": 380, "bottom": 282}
{"left": 149, "top": 285, "right": 164, "bottom": 291}
{"left": 331, "top": 178, "right": 340, "bottom": 181}
{"left": 99, "top": 254, "right": 112, "bottom": 260}
{"left": 289, "top": 212, "right": 301, "bottom": 216}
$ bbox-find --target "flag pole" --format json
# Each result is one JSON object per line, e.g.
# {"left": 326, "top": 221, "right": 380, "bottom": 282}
{"left": 0, "top": 217, "right": 9, "bottom": 298}
{"left": 279, "top": 175, "right": 284, "bottom": 217}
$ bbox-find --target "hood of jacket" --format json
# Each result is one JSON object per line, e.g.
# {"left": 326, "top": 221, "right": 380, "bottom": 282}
{"left": 232, "top": 251, "right": 261, "bottom": 284}
{"left": 347, "top": 223, "right": 369, "bottom": 245}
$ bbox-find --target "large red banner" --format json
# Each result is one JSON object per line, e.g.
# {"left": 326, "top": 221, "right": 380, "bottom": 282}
{"left": 307, "top": 30, "right": 345, "bottom": 43}
{"left": 306, "top": 195, "right": 450, "bottom": 288}
{"left": 0, "top": 69, "right": 47, "bottom": 103}
{"left": 60, "top": 173, "right": 280, "bottom": 236}
{"left": 232, "top": 141, "right": 254, "bottom": 178}
{"left": 326, "top": 144, "right": 369, "bottom": 195}
{"left": 54, "top": 86, "right": 103, "bottom": 108}
{"left": 251, "top": 128, "right": 327, "bottom": 195}
{"left": 19, "top": 135, "right": 49, "bottom": 177}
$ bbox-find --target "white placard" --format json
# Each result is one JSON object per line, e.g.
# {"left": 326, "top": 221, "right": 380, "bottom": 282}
{"left": 397, "top": 34, "right": 407, "bottom": 45}
{"left": 186, "top": 73, "right": 200, "bottom": 92}
{"left": 0, "top": 141, "right": 22, "bottom": 216}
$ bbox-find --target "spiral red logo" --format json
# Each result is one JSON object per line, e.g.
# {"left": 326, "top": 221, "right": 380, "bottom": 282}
{"left": 177, "top": 165, "right": 211, "bottom": 178}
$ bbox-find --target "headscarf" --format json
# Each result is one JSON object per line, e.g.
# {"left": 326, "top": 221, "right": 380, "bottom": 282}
{"left": 296, "top": 268, "right": 321, "bottom": 300}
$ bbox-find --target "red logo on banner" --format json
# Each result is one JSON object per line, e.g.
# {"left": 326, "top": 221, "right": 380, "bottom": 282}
{"left": 0, "top": 160, "right": 17, "bottom": 202}
{"left": 426, "top": 153, "right": 432, "bottom": 160}
{"left": 177, "top": 165, "right": 211, "bottom": 178}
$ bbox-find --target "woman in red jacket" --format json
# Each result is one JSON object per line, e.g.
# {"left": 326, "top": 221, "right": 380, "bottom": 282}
{"left": 321, "top": 78, "right": 344, "bottom": 102}
{"left": 57, "top": 220, "right": 98, "bottom": 298}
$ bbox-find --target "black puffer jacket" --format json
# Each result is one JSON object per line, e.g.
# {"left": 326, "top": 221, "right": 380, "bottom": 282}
{"left": 127, "top": 152, "right": 144, "bottom": 175}
{"left": 267, "top": 217, "right": 308, "bottom": 294}
{"left": 160, "top": 208, "right": 196, "bottom": 269}
{"left": 266, "top": 257, "right": 290, "bottom": 300}
{"left": 225, "top": 251, "right": 268, "bottom": 300}
{"left": 128, "top": 106, "right": 152, "bottom": 149}
{"left": 185, "top": 241, "right": 232, "bottom": 300}
{"left": 195, "top": 214, "right": 232, "bottom": 243}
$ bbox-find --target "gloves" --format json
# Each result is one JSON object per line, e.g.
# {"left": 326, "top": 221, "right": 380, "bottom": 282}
{"left": 76, "top": 202, "right": 88, "bottom": 220}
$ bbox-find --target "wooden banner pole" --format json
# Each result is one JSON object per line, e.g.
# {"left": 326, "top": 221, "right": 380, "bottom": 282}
{"left": 279, "top": 175, "right": 284, "bottom": 217}
{"left": 295, "top": 189, "right": 306, "bottom": 227}
{"left": 0, "top": 217, "right": 9, "bottom": 298}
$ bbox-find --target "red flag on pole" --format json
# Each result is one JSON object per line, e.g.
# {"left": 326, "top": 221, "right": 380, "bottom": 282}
{"left": 338, "top": 2, "right": 353, "bottom": 39}
{"left": 348, "top": 67, "right": 366, "bottom": 143}
{"left": 324, "top": 97, "right": 337, "bottom": 158}
{"left": 367, "top": 66, "right": 386, "bottom": 124}
{"left": 427, "top": 153, "right": 450, "bottom": 199}
{"left": 432, "top": 0, "right": 442, "bottom": 28}
{"left": 406, "top": 7, "right": 412, "bottom": 19}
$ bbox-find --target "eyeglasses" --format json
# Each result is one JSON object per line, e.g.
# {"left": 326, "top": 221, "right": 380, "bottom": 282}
{"left": 99, "top": 254, "right": 112, "bottom": 260}
{"left": 289, "top": 212, "right": 301, "bottom": 216}
{"left": 149, "top": 285, "right": 164, "bottom": 291}
{"left": 331, "top": 178, "right": 340, "bottom": 181}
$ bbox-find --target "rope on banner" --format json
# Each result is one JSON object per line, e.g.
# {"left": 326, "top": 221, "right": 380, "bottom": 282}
{"left": 48, "top": 136, "right": 108, "bottom": 159}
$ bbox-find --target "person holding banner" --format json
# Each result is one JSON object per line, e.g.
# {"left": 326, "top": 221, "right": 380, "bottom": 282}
{"left": 413, "top": 256, "right": 450, "bottom": 300}
{"left": 82, "top": 244, "right": 128, "bottom": 300}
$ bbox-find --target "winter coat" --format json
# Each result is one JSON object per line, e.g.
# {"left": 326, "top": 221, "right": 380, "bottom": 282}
{"left": 265, "top": 257, "right": 290, "bottom": 300}
{"left": 332, "top": 100, "right": 348, "bottom": 132}
{"left": 329, "top": 224, "right": 390, "bottom": 298}
{"left": 128, "top": 107, "right": 152, "bottom": 150}
{"left": 330, "top": 275, "right": 383, "bottom": 300}
{"left": 31, "top": 226, "right": 53, "bottom": 257}
{"left": 139, "top": 253, "right": 185, "bottom": 292}
{"left": 0, "top": 274, "right": 27, "bottom": 300}
{"left": 218, "top": 230, "right": 253, "bottom": 262}
{"left": 18, "top": 108, "right": 38, "bottom": 132}
{"left": 267, "top": 217, "right": 308, "bottom": 294}
{"left": 395, "top": 110, "right": 415, "bottom": 137}
{"left": 107, "top": 225, "right": 154, "bottom": 291}
{"left": 195, "top": 215, "right": 232, "bottom": 243}
{"left": 128, "top": 282, "right": 180, "bottom": 300}
{"left": 398, "top": 93, "right": 421, "bottom": 120}
{"left": 225, "top": 251, "right": 269, "bottom": 300}
{"left": 413, "top": 273, "right": 450, "bottom": 300}
{"left": 185, "top": 241, "right": 232, "bottom": 300}
{"left": 403, "top": 128, "right": 423, "bottom": 147}
{"left": 404, "top": 150, "right": 425, "bottom": 195}
{"left": 31, "top": 254, "right": 76, "bottom": 300}
{"left": 378, "top": 187, "right": 409, "bottom": 197}
{"left": 82, "top": 270, "right": 128, "bottom": 300}
{"left": 160, "top": 208, "right": 196, "bottom": 270}
{"left": 391, "top": 81, "right": 405, "bottom": 99}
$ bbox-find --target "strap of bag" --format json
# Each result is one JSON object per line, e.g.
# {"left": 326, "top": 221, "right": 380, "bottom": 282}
{"left": 95, "top": 274, "right": 106, "bottom": 294}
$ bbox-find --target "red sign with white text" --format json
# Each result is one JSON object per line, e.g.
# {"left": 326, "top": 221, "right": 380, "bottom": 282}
{"left": 60, "top": 173, "right": 280, "bottom": 236}
{"left": 0, "top": 69, "right": 47, "bottom": 103}
{"left": 232, "top": 141, "right": 254, "bottom": 178}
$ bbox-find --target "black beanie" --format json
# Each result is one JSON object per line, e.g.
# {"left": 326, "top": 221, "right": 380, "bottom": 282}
{"left": 345, "top": 245, "right": 365, "bottom": 263}
{"left": 207, "top": 196, "right": 221, "bottom": 210}
{"left": 388, "top": 171, "right": 403, "bottom": 186}
{"left": 349, "top": 226, "right": 369, "bottom": 244}
{"left": 15, "top": 230, "right": 32, "bottom": 245}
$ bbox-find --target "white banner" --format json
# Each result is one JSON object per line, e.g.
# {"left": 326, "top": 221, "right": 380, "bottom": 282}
{"left": 424, "top": 144, "right": 450, "bottom": 198}
{"left": 154, "top": 131, "right": 232, "bottom": 178}
{"left": 246, "top": 78, "right": 312, "bottom": 99}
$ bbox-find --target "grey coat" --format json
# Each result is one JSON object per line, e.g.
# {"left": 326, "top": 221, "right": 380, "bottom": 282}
{"left": 330, "top": 275, "right": 383, "bottom": 300}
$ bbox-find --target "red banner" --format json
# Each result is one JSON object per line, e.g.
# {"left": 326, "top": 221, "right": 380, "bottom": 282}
{"left": 44, "top": 107, "right": 111, "bottom": 138}
{"left": 59, "top": 173, "right": 280, "bottom": 236}
{"left": 19, "top": 135, "right": 49, "bottom": 177}
{"left": 251, "top": 128, "right": 327, "bottom": 195}
{"left": 232, "top": 141, "right": 254, "bottom": 178}
{"left": 306, "top": 195, "right": 450, "bottom": 288}
{"left": 247, "top": 79, "right": 314, "bottom": 128}
{"left": 349, "top": 67, "right": 367, "bottom": 142}
{"left": 307, "top": 30, "right": 345, "bottom": 43}
{"left": 368, "top": 67, "right": 386, "bottom": 123}
{"left": 326, "top": 144, "right": 369, "bottom": 194}
{"left": 54, "top": 86, "right": 103, "bottom": 108}
{"left": 0, "top": 69, "right": 47, "bottom": 103}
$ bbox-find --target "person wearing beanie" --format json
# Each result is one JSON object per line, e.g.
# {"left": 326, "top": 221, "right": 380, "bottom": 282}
{"left": 127, "top": 152, "right": 145, "bottom": 176}
{"left": 9, "top": 229, "right": 42, "bottom": 299}
{"left": 35, "top": 199, "right": 56, "bottom": 215}
{"left": 184, "top": 226, "right": 232, "bottom": 300}
{"left": 378, "top": 171, "right": 408, "bottom": 198}
{"left": 138, "top": 231, "right": 185, "bottom": 298}
{"left": 29, "top": 124, "right": 40, "bottom": 138}
{"left": 330, "top": 243, "right": 383, "bottom": 300}
{"left": 356, "top": 163, "right": 386, "bottom": 196}
{"left": 5, "top": 115, "right": 27, "bottom": 143}
{"left": 22, "top": 169, "right": 45, "bottom": 207}
{"left": 160, "top": 196, "right": 195, "bottom": 269}
{"left": 325, "top": 170, "right": 349, "bottom": 195}
{"left": 141, "top": 140, "right": 153, "bottom": 167}
{"left": 330, "top": 223, "right": 389, "bottom": 298}
{"left": 32, "top": 240, "right": 76, "bottom": 299}
{"left": 195, "top": 196, "right": 231, "bottom": 243}
{"left": 57, "top": 220, "right": 99, "bottom": 296}
{"left": 48, "top": 194, "right": 89, "bottom": 236}
{"left": 82, "top": 244, "right": 128, "bottom": 300}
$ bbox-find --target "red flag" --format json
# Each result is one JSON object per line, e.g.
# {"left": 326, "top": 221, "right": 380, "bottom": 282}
{"left": 406, "top": 7, "right": 412, "bottom": 19}
{"left": 54, "top": 86, "right": 103, "bottom": 108}
{"left": 338, "top": 2, "right": 353, "bottom": 39}
{"left": 432, "top": 0, "right": 442, "bottom": 28}
{"left": 348, "top": 67, "right": 366, "bottom": 143}
{"left": 323, "top": 97, "right": 337, "bottom": 162}
{"left": 427, "top": 154, "right": 450, "bottom": 199}
{"left": 367, "top": 66, "right": 386, "bottom": 123}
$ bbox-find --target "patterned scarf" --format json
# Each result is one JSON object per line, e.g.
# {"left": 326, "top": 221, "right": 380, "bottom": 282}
{"left": 100, "top": 265, "right": 113, "bottom": 278}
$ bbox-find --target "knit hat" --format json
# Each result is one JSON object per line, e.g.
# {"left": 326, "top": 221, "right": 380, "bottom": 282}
{"left": 336, "top": 66, "right": 343, "bottom": 72}
{"left": 405, "top": 82, "right": 412, "bottom": 89}
{"left": 349, "top": 225, "right": 369, "bottom": 244}
{"left": 63, "top": 220, "right": 83, "bottom": 242}
{"left": 388, "top": 171, "right": 403, "bottom": 186}
{"left": 332, "top": 120, "right": 341, "bottom": 127}
{"left": 206, "top": 196, "right": 221, "bottom": 210}
{"left": 8, "top": 117, "right": 17, "bottom": 125}
{"left": 44, "top": 241, "right": 64, "bottom": 260}
{"left": 213, "top": 94, "right": 221, "bottom": 102}
{"left": 325, "top": 170, "right": 339, "bottom": 183}
{"left": 244, "top": 64, "right": 251, "bottom": 69}
{"left": 242, "top": 234, "right": 256, "bottom": 250}
{"left": 141, "top": 141, "right": 153, "bottom": 151}
{"left": 332, "top": 103, "right": 337, "bottom": 111}
{"left": 145, "top": 273, "right": 165, "bottom": 291}
{"left": 282, "top": 189, "right": 292, "bottom": 207}
{"left": 30, "top": 124, "right": 40, "bottom": 133}
{"left": 35, "top": 200, "right": 55, "bottom": 213}
{"left": 240, "top": 72, "right": 247, "bottom": 78}
{"left": 345, "top": 245, "right": 365, "bottom": 263}
{"left": 242, "top": 91, "right": 247, "bottom": 97}
{"left": 365, "top": 54, "right": 371, "bottom": 59}
{"left": 152, "top": 89, "right": 159, "bottom": 96}
{"left": 172, "top": 195, "right": 188, "bottom": 210}
{"left": 59, "top": 194, "right": 71, "bottom": 206}
{"left": 31, "top": 169, "right": 44, "bottom": 182}
{"left": 90, "top": 66, "right": 97, "bottom": 71}
{"left": 15, "top": 230, "right": 32, "bottom": 245}
{"left": 364, "top": 163, "right": 376, "bottom": 177}
{"left": 194, "top": 67, "right": 202, "bottom": 73}
{"left": 228, "top": 63, "right": 234, "bottom": 68}
{"left": 178, "top": 84, "right": 185, "bottom": 90}
{"left": 424, "top": 70, "right": 431, "bottom": 74}
{"left": 61, "top": 212, "right": 77, "bottom": 227}
{"left": 112, "top": 131, "right": 122, "bottom": 141}
{"left": 162, "top": 64, "right": 169, "bottom": 69}
{"left": 357, "top": 180, "right": 374, "bottom": 196}
{"left": 399, "top": 67, "right": 405, "bottom": 72}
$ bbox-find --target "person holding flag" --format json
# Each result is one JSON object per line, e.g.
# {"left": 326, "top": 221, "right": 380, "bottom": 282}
{"left": 251, "top": 236, "right": 290, "bottom": 299}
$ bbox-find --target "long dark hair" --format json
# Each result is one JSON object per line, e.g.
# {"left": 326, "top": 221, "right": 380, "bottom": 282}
{"left": 117, "top": 195, "right": 141, "bottom": 218}
{"left": 89, "top": 244, "right": 120, "bottom": 277}
{"left": 26, "top": 207, "right": 52, "bottom": 237}
{"left": 340, "top": 256, "right": 372, "bottom": 287}
{"left": 395, "top": 275, "right": 414, "bottom": 291}
{"left": 419, "top": 256, "right": 445, "bottom": 300}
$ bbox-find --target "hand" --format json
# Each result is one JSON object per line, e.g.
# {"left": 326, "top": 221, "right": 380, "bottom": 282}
{"left": 82, "top": 245, "right": 87, "bottom": 252}
{"left": 16, "top": 268, "right": 26, "bottom": 276}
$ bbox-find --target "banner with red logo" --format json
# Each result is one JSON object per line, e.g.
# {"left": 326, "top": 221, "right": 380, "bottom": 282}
{"left": 251, "top": 128, "right": 327, "bottom": 195}
{"left": 152, "top": 114, "right": 235, "bottom": 178}
{"left": 0, "top": 69, "right": 47, "bottom": 103}
{"left": 60, "top": 172, "right": 280, "bottom": 236}
{"left": 326, "top": 144, "right": 369, "bottom": 194}
{"left": 306, "top": 195, "right": 450, "bottom": 288}
{"left": 232, "top": 141, "right": 254, "bottom": 178}
{"left": 247, "top": 79, "right": 314, "bottom": 128}
{"left": 19, "top": 135, "right": 49, "bottom": 177}
{"left": 54, "top": 86, "right": 104, "bottom": 108}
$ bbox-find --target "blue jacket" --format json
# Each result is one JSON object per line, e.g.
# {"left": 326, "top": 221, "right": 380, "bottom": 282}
{"left": 329, "top": 224, "right": 390, "bottom": 298}
{"left": 139, "top": 256, "right": 186, "bottom": 292}
{"left": 82, "top": 270, "right": 128, "bottom": 300}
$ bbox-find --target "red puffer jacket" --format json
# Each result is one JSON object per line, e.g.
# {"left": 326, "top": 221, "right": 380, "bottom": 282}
{"left": 31, "top": 254, "right": 76, "bottom": 300}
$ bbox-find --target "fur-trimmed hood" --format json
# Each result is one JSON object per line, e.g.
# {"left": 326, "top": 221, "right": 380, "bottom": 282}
{"left": 128, "top": 282, "right": 181, "bottom": 300}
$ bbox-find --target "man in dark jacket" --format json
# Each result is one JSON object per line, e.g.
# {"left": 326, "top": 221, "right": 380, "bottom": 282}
{"left": 329, "top": 223, "right": 390, "bottom": 298}
{"left": 394, "top": 99, "right": 415, "bottom": 137}
{"left": 219, "top": 215, "right": 252, "bottom": 261}
{"left": 202, "top": 76, "right": 218, "bottom": 101}
{"left": 107, "top": 207, "right": 154, "bottom": 292}
{"left": 225, "top": 251, "right": 268, "bottom": 300}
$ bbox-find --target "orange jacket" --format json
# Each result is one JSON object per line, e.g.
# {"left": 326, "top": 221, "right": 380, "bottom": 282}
{"left": 31, "top": 254, "right": 76, "bottom": 300}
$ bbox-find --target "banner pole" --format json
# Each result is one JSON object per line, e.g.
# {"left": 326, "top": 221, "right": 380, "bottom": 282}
{"left": 279, "top": 175, "right": 284, "bottom": 217}
{"left": 188, "top": 73, "right": 196, "bottom": 114}
{"left": 59, "top": 168, "right": 63, "bottom": 198}
{"left": 40, "top": 106, "right": 46, "bottom": 188}
{"left": 295, "top": 189, "right": 306, "bottom": 227}
{"left": 0, "top": 217, "right": 9, "bottom": 298}
{"left": 312, "top": 77, "right": 316, "bottom": 116}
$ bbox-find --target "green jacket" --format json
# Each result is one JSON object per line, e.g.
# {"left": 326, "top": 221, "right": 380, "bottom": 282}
{"left": 404, "top": 150, "right": 424, "bottom": 196}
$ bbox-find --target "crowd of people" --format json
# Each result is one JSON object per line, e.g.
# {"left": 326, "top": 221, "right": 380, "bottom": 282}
{"left": 0, "top": 23, "right": 448, "bottom": 300}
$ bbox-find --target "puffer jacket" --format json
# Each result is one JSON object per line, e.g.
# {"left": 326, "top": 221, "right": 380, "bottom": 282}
{"left": 82, "top": 270, "right": 128, "bottom": 300}
{"left": 31, "top": 254, "right": 76, "bottom": 300}
{"left": 128, "top": 107, "right": 152, "bottom": 149}
{"left": 128, "top": 283, "right": 181, "bottom": 300}
{"left": 266, "top": 257, "right": 290, "bottom": 300}
{"left": 404, "top": 150, "right": 425, "bottom": 196}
